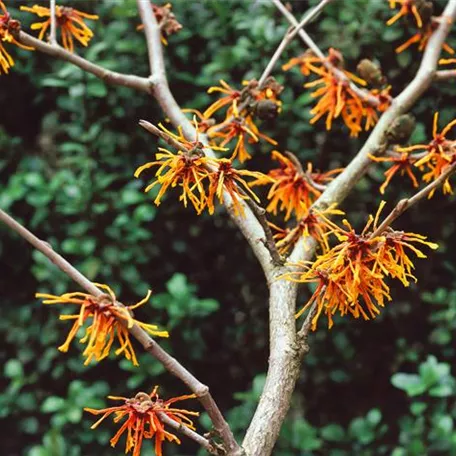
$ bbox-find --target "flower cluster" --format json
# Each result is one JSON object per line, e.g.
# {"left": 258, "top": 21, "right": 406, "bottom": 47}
{"left": 36, "top": 283, "right": 168, "bottom": 366}
{"left": 137, "top": 2, "right": 182, "bottom": 45}
{"left": 202, "top": 77, "right": 282, "bottom": 162}
{"left": 284, "top": 48, "right": 392, "bottom": 136}
{"left": 270, "top": 205, "right": 344, "bottom": 254}
{"left": 386, "top": 0, "right": 454, "bottom": 55}
{"left": 250, "top": 150, "right": 340, "bottom": 220}
{"left": 21, "top": 4, "right": 98, "bottom": 52}
{"left": 0, "top": 1, "right": 33, "bottom": 74}
{"left": 85, "top": 387, "right": 198, "bottom": 456}
{"left": 372, "top": 113, "right": 456, "bottom": 195}
{"left": 135, "top": 123, "right": 267, "bottom": 216}
{"left": 285, "top": 202, "right": 438, "bottom": 329}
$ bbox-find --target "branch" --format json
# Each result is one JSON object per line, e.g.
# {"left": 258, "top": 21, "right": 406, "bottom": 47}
{"left": 271, "top": 0, "right": 380, "bottom": 107}
{"left": 435, "top": 69, "right": 456, "bottom": 80}
{"left": 136, "top": 0, "right": 166, "bottom": 78}
{"left": 139, "top": 119, "right": 189, "bottom": 152}
{"left": 16, "top": 31, "right": 153, "bottom": 93}
{"left": 158, "top": 413, "right": 220, "bottom": 455}
{"left": 370, "top": 161, "right": 456, "bottom": 238}
{"left": 258, "top": 0, "right": 334, "bottom": 87}
{"left": 0, "top": 207, "right": 240, "bottom": 456}
{"left": 243, "top": 198, "right": 283, "bottom": 266}
{"left": 49, "top": 0, "right": 57, "bottom": 45}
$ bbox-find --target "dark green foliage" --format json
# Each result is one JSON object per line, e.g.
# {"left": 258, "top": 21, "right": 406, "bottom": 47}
{"left": 1, "top": 0, "right": 456, "bottom": 454}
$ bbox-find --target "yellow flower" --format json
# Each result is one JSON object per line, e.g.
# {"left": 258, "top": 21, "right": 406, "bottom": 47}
{"left": 397, "top": 112, "right": 456, "bottom": 196}
{"left": 204, "top": 80, "right": 241, "bottom": 120}
{"left": 21, "top": 4, "right": 98, "bottom": 52}
{"left": 85, "top": 387, "right": 198, "bottom": 456}
{"left": 386, "top": 0, "right": 424, "bottom": 28}
{"left": 206, "top": 158, "right": 266, "bottom": 216}
{"left": 0, "top": 1, "right": 34, "bottom": 74}
{"left": 370, "top": 150, "right": 419, "bottom": 194}
{"left": 36, "top": 283, "right": 168, "bottom": 366}
{"left": 395, "top": 20, "right": 454, "bottom": 54}
{"left": 283, "top": 202, "right": 437, "bottom": 329}
{"left": 209, "top": 115, "right": 276, "bottom": 163}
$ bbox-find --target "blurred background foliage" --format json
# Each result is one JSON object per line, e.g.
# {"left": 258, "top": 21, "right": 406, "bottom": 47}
{"left": 1, "top": 0, "right": 456, "bottom": 454}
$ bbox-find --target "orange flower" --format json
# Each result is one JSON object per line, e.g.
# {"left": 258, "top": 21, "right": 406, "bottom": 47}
{"left": 374, "top": 230, "right": 438, "bottom": 287}
{"left": 208, "top": 111, "right": 277, "bottom": 163}
{"left": 395, "top": 20, "right": 454, "bottom": 54}
{"left": 305, "top": 68, "right": 367, "bottom": 134}
{"left": 203, "top": 80, "right": 241, "bottom": 119}
{"left": 271, "top": 205, "right": 344, "bottom": 254}
{"left": 386, "top": 0, "right": 424, "bottom": 28}
{"left": 370, "top": 150, "right": 419, "bottom": 193}
{"left": 134, "top": 123, "right": 212, "bottom": 213}
{"left": 250, "top": 150, "right": 339, "bottom": 220}
{"left": 36, "top": 284, "right": 168, "bottom": 366}
{"left": 85, "top": 387, "right": 198, "bottom": 456}
{"left": 0, "top": 1, "right": 33, "bottom": 74}
{"left": 21, "top": 4, "right": 98, "bottom": 52}
{"left": 398, "top": 112, "right": 456, "bottom": 196}
{"left": 282, "top": 49, "right": 322, "bottom": 76}
{"left": 284, "top": 202, "right": 437, "bottom": 329}
{"left": 285, "top": 48, "right": 392, "bottom": 135}
{"left": 206, "top": 158, "right": 266, "bottom": 216}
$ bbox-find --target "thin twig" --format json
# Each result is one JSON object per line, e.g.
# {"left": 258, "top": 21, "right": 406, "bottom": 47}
{"left": 370, "top": 162, "right": 456, "bottom": 238}
{"left": 0, "top": 207, "right": 238, "bottom": 455}
{"left": 16, "top": 31, "right": 153, "bottom": 93}
{"left": 136, "top": 0, "right": 166, "bottom": 79}
{"left": 258, "top": 0, "right": 333, "bottom": 87}
{"left": 212, "top": 0, "right": 334, "bottom": 136}
{"left": 244, "top": 198, "right": 283, "bottom": 266}
{"left": 139, "top": 119, "right": 189, "bottom": 152}
{"left": 271, "top": 0, "right": 380, "bottom": 107}
{"left": 49, "top": 0, "right": 57, "bottom": 45}
{"left": 158, "top": 413, "right": 219, "bottom": 455}
{"left": 49, "top": 0, "right": 57, "bottom": 46}
{"left": 435, "top": 69, "right": 456, "bottom": 80}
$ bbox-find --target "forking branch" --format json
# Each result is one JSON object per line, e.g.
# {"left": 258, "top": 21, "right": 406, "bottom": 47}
{"left": 0, "top": 207, "right": 239, "bottom": 456}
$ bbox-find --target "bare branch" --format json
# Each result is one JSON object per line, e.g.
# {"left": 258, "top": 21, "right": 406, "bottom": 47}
{"left": 136, "top": 0, "right": 166, "bottom": 78}
{"left": 435, "top": 69, "right": 456, "bottom": 80}
{"left": 139, "top": 119, "right": 188, "bottom": 152}
{"left": 49, "top": 0, "right": 57, "bottom": 45}
{"left": 243, "top": 199, "right": 283, "bottom": 266}
{"left": 0, "top": 207, "right": 239, "bottom": 456}
{"left": 242, "top": 276, "right": 300, "bottom": 455}
{"left": 16, "top": 31, "right": 153, "bottom": 93}
{"left": 258, "top": 0, "right": 334, "bottom": 87}
{"left": 157, "top": 413, "right": 220, "bottom": 455}
{"left": 370, "top": 162, "right": 456, "bottom": 238}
